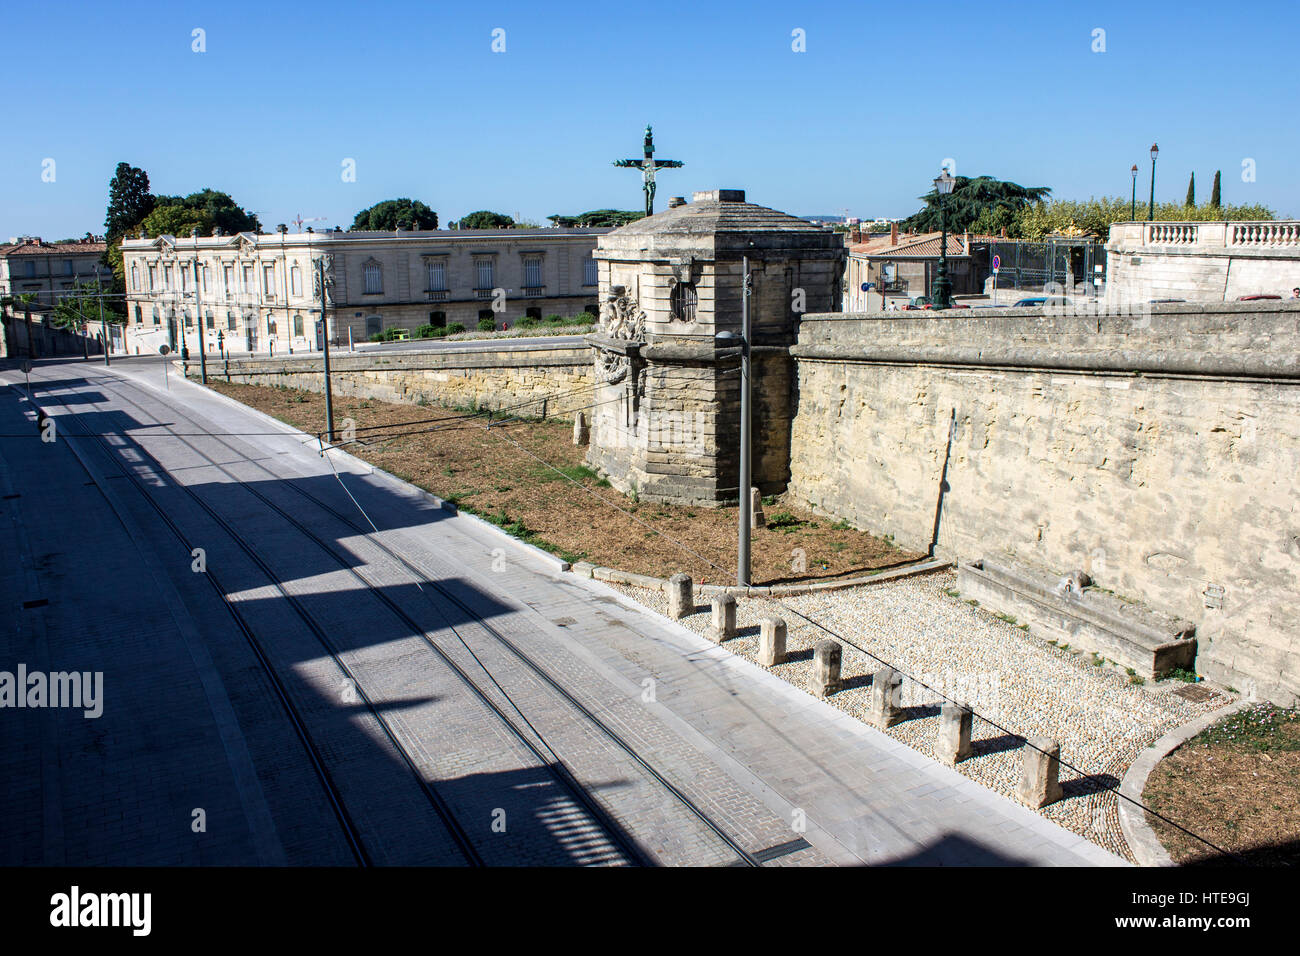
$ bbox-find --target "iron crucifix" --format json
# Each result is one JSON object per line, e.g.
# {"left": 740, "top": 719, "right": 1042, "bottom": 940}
{"left": 613, "top": 125, "right": 684, "bottom": 217}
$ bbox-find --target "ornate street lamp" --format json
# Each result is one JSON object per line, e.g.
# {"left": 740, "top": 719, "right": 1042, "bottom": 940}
{"left": 1130, "top": 164, "right": 1139, "bottom": 221}
{"left": 930, "top": 169, "right": 956, "bottom": 309}
{"left": 1148, "top": 143, "right": 1159, "bottom": 221}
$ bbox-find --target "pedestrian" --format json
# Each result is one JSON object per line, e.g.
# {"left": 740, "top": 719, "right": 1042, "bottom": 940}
{"left": 1291, "top": 287, "right": 1299, "bottom": 299}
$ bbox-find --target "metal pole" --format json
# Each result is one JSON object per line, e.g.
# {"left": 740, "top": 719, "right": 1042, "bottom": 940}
{"left": 97, "top": 276, "right": 110, "bottom": 367}
{"left": 1148, "top": 155, "right": 1157, "bottom": 221}
{"left": 738, "top": 255, "right": 752, "bottom": 587}
{"left": 194, "top": 253, "right": 207, "bottom": 384}
{"left": 318, "top": 257, "right": 335, "bottom": 442}
{"left": 1130, "top": 170, "right": 1137, "bottom": 221}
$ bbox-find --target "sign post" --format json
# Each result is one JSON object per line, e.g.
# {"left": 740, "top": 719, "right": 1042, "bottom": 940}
{"left": 991, "top": 254, "right": 1001, "bottom": 302}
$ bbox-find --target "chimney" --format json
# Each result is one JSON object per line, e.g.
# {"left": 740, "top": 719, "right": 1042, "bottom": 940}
{"left": 890, "top": 222, "right": 898, "bottom": 247}
{"left": 849, "top": 223, "right": 862, "bottom": 243}
{"left": 1000, "top": 227, "right": 1007, "bottom": 238}
{"left": 667, "top": 196, "right": 686, "bottom": 208}
{"left": 963, "top": 231, "right": 970, "bottom": 254}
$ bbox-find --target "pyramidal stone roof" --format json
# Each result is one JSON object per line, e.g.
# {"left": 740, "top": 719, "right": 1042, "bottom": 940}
{"left": 598, "top": 189, "right": 844, "bottom": 260}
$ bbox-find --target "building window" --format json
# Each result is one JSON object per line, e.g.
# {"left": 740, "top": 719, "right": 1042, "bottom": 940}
{"left": 130, "top": 265, "right": 140, "bottom": 291}
{"left": 134, "top": 305, "right": 142, "bottom": 324}
{"left": 429, "top": 311, "right": 446, "bottom": 327}
{"left": 184, "top": 310, "right": 194, "bottom": 328}
{"left": 526, "top": 307, "right": 542, "bottom": 320}
{"left": 164, "top": 264, "right": 174, "bottom": 290}
{"left": 426, "top": 260, "right": 447, "bottom": 292}
{"left": 224, "top": 265, "right": 235, "bottom": 297}
{"left": 267, "top": 317, "right": 277, "bottom": 337}
{"left": 181, "top": 264, "right": 191, "bottom": 292}
{"left": 478, "top": 309, "right": 495, "bottom": 322}
{"left": 64, "top": 260, "right": 74, "bottom": 275}
{"left": 152, "top": 307, "right": 160, "bottom": 326}
{"left": 203, "top": 265, "right": 212, "bottom": 293}
{"left": 242, "top": 264, "right": 254, "bottom": 292}
{"left": 474, "top": 259, "right": 493, "bottom": 290}
{"left": 205, "top": 310, "right": 215, "bottom": 329}
{"left": 583, "top": 257, "right": 598, "bottom": 286}
{"left": 365, "top": 315, "right": 383, "bottom": 337}
{"left": 670, "top": 281, "right": 698, "bottom": 322}
{"left": 263, "top": 264, "right": 276, "bottom": 295}
{"left": 293, "top": 314, "right": 304, "bottom": 337}
{"left": 364, "top": 260, "right": 383, "bottom": 294}
{"left": 290, "top": 265, "right": 302, "bottom": 297}
{"left": 147, "top": 264, "right": 157, "bottom": 289}
{"left": 24, "top": 261, "right": 35, "bottom": 278}
{"left": 523, "top": 256, "right": 542, "bottom": 288}
{"left": 226, "top": 311, "right": 237, "bottom": 330}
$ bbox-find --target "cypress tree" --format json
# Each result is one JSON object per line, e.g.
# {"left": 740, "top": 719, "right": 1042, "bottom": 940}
{"left": 1210, "top": 170, "right": 1222, "bottom": 207}
{"left": 1185, "top": 172, "right": 1195, "bottom": 208}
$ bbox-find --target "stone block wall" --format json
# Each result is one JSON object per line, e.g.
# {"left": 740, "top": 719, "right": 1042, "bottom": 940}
{"left": 788, "top": 305, "right": 1300, "bottom": 705}
{"left": 196, "top": 342, "right": 593, "bottom": 418}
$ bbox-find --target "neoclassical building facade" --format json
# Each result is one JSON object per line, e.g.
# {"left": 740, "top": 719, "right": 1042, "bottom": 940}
{"left": 120, "top": 226, "right": 610, "bottom": 355}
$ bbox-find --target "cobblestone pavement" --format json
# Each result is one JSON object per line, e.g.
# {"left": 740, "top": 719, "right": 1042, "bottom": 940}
{"left": 0, "top": 357, "right": 1124, "bottom": 866}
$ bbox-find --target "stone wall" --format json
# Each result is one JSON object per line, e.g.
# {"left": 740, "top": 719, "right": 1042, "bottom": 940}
{"left": 787, "top": 304, "right": 1300, "bottom": 705}
{"left": 1106, "top": 220, "right": 1300, "bottom": 303}
{"left": 196, "top": 341, "right": 593, "bottom": 418}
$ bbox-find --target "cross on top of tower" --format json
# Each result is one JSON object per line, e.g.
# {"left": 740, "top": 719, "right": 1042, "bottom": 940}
{"left": 613, "top": 125, "right": 684, "bottom": 218}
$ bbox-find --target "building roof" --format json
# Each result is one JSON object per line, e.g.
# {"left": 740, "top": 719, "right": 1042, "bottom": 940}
{"left": 849, "top": 231, "right": 999, "bottom": 259}
{"left": 0, "top": 238, "right": 107, "bottom": 256}
{"left": 612, "top": 190, "right": 828, "bottom": 238}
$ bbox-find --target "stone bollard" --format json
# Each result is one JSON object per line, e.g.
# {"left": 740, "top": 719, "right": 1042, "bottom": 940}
{"left": 750, "top": 487, "right": 766, "bottom": 529}
{"left": 758, "top": 617, "right": 787, "bottom": 666}
{"left": 667, "top": 573, "right": 693, "bottom": 620}
{"left": 1015, "top": 736, "right": 1065, "bottom": 808}
{"left": 811, "top": 640, "right": 842, "bottom": 698}
{"left": 935, "top": 701, "right": 974, "bottom": 765}
{"left": 709, "top": 594, "right": 737, "bottom": 643}
{"left": 572, "top": 410, "right": 589, "bottom": 446}
{"left": 868, "top": 666, "right": 904, "bottom": 729}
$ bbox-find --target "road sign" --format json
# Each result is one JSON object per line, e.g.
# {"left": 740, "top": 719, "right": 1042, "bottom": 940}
{"left": 861, "top": 282, "right": 874, "bottom": 291}
{"left": 20, "top": 360, "right": 31, "bottom": 373}
{"left": 159, "top": 345, "right": 171, "bottom": 355}
{"left": 992, "top": 254, "right": 1001, "bottom": 269}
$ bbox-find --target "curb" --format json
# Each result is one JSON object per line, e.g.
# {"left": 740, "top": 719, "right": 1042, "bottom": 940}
{"left": 108, "top": 365, "right": 572, "bottom": 576}
{"left": 569, "top": 557, "right": 953, "bottom": 597}
{"left": 1117, "top": 697, "right": 1251, "bottom": 867}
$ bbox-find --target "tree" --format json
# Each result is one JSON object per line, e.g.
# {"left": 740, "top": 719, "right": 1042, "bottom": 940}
{"left": 1210, "top": 170, "right": 1222, "bottom": 208}
{"left": 901, "top": 176, "right": 1051, "bottom": 236}
{"left": 1012, "top": 196, "right": 1274, "bottom": 240}
{"left": 457, "top": 210, "right": 515, "bottom": 229}
{"left": 104, "top": 162, "right": 155, "bottom": 245}
{"left": 547, "top": 209, "right": 645, "bottom": 228}
{"left": 1185, "top": 172, "right": 1195, "bottom": 208}
{"left": 50, "top": 282, "right": 122, "bottom": 332}
{"left": 350, "top": 198, "right": 438, "bottom": 231}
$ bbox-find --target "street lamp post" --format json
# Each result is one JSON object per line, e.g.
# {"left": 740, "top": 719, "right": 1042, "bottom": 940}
{"left": 315, "top": 256, "right": 335, "bottom": 443}
{"left": 930, "top": 169, "right": 956, "bottom": 309}
{"left": 1148, "top": 143, "right": 1159, "bottom": 222}
{"left": 1130, "top": 164, "right": 1139, "bottom": 221}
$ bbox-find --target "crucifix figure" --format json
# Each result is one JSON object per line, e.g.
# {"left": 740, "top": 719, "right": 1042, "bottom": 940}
{"left": 613, "top": 125, "right": 684, "bottom": 217}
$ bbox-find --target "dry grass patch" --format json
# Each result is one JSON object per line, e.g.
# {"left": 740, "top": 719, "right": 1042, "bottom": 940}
{"left": 1143, "top": 702, "right": 1300, "bottom": 866}
{"left": 206, "top": 380, "right": 919, "bottom": 584}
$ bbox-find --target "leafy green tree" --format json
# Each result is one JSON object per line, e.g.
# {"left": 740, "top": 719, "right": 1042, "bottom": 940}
{"left": 547, "top": 209, "right": 645, "bottom": 228}
{"left": 50, "top": 282, "right": 122, "bottom": 331}
{"left": 1210, "top": 170, "right": 1222, "bottom": 207}
{"left": 350, "top": 198, "right": 438, "bottom": 231}
{"left": 1012, "top": 197, "right": 1274, "bottom": 240}
{"left": 1185, "top": 173, "right": 1195, "bottom": 208}
{"left": 902, "top": 176, "right": 1051, "bottom": 235}
{"left": 457, "top": 210, "right": 515, "bottom": 229}
{"left": 104, "top": 162, "right": 155, "bottom": 245}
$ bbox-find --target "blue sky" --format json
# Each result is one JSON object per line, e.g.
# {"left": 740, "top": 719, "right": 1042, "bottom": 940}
{"left": 5, "top": 0, "right": 1296, "bottom": 239}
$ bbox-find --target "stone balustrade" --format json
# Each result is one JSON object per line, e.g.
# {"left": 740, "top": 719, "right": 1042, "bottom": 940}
{"left": 1109, "top": 219, "right": 1300, "bottom": 252}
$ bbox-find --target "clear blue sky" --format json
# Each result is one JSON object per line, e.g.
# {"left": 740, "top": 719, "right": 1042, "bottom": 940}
{"left": 5, "top": 0, "right": 1296, "bottom": 239}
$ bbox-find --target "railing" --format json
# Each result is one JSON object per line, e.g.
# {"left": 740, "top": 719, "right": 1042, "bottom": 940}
{"left": 1112, "top": 220, "right": 1300, "bottom": 251}
{"left": 426, "top": 289, "right": 449, "bottom": 301}
{"left": 474, "top": 289, "right": 494, "bottom": 300}
{"left": 1229, "top": 222, "right": 1300, "bottom": 247}
{"left": 523, "top": 286, "right": 545, "bottom": 298}
{"left": 1146, "top": 223, "right": 1198, "bottom": 245}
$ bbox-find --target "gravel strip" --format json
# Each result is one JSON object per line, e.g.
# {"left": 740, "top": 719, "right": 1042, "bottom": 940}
{"left": 610, "top": 568, "right": 1230, "bottom": 861}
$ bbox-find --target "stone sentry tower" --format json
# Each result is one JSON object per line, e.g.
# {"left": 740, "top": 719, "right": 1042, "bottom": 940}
{"left": 587, "top": 189, "right": 844, "bottom": 505}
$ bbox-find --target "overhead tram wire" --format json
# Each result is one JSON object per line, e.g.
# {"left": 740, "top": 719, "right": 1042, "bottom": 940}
{"left": 76, "top": 367, "right": 756, "bottom": 867}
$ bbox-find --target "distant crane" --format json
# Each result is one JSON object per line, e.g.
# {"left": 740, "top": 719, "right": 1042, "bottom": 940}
{"left": 293, "top": 214, "right": 327, "bottom": 232}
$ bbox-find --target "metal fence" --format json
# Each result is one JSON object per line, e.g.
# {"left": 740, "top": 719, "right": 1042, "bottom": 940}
{"left": 987, "top": 240, "right": 1107, "bottom": 295}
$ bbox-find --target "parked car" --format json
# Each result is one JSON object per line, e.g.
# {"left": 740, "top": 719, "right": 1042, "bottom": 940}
{"left": 1012, "top": 296, "right": 1071, "bottom": 307}
{"left": 1148, "top": 298, "right": 1186, "bottom": 304}
{"left": 391, "top": 329, "right": 410, "bottom": 340}
{"left": 1236, "top": 294, "right": 1282, "bottom": 301}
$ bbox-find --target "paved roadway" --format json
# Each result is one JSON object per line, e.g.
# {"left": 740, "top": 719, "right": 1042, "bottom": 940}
{"left": 0, "top": 356, "right": 1125, "bottom": 866}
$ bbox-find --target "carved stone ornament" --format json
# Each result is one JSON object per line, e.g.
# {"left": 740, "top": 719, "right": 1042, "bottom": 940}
{"left": 597, "top": 285, "right": 646, "bottom": 384}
